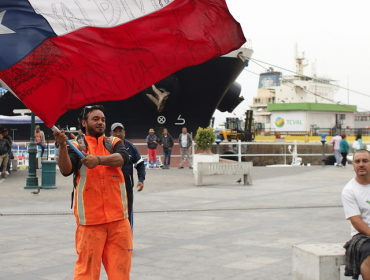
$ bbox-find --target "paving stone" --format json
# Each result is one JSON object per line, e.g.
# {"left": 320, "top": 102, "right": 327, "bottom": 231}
{"left": 0, "top": 166, "right": 354, "bottom": 279}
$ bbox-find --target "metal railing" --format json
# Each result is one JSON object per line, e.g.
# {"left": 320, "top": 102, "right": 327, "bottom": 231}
{"left": 12, "top": 140, "right": 337, "bottom": 167}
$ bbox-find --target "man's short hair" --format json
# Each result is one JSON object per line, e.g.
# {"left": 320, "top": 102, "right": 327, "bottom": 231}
{"left": 78, "top": 105, "right": 105, "bottom": 134}
{"left": 353, "top": 149, "right": 370, "bottom": 158}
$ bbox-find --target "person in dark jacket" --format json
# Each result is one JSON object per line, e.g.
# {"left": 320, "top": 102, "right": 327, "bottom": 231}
{"left": 0, "top": 133, "right": 11, "bottom": 178}
{"left": 146, "top": 128, "right": 158, "bottom": 168}
{"left": 158, "top": 128, "right": 174, "bottom": 169}
{"left": 1, "top": 128, "right": 12, "bottom": 175}
{"left": 111, "top": 123, "right": 145, "bottom": 230}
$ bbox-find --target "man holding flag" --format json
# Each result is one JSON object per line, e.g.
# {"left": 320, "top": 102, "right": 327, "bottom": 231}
{"left": 1, "top": 1, "right": 246, "bottom": 276}
{"left": 54, "top": 105, "right": 132, "bottom": 279}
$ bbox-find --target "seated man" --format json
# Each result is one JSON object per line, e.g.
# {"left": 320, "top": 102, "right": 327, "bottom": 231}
{"left": 342, "top": 149, "right": 370, "bottom": 279}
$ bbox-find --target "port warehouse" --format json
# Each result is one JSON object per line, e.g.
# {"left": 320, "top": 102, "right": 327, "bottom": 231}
{"left": 251, "top": 102, "right": 369, "bottom": 142}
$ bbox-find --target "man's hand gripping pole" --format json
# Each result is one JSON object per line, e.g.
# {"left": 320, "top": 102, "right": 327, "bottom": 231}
{"left": 51, "top": 125, "right": 85, "bottom": 158}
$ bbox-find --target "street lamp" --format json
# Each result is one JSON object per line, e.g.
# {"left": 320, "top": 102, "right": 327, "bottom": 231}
{"left": 318, "top": 133, "right": 327, "bottom": 167}
{"left": 24, "top": 112, "right": 38, "bottom": 189}
{"left": 12, "top": 109, "right": 39, "bottom": 188}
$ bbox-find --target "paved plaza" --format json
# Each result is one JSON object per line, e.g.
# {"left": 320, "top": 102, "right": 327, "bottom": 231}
{"left": 0, "top": 165, "right": 356, "bottom": 279}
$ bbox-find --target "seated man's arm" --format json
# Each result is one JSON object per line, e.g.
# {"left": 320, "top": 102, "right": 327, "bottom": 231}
{"left": 342, "top": 187, "right": 370, "bottom": 236}
{"left": 349, "top": 216, "right": 370, "bottom": 236}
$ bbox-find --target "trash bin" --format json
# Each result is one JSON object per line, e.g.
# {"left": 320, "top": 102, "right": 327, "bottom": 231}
{"left": 41, "top": 160, "right": 57, "bottom": 189}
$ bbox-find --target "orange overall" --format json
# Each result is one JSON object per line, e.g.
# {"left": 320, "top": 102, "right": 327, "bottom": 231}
{"left": 71, "top": 136, "right": 133, "bottom": 280}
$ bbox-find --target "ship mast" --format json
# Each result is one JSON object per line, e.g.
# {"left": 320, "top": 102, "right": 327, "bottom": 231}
{"left": 295, "top": 44, "right": 308, "bottom": 76}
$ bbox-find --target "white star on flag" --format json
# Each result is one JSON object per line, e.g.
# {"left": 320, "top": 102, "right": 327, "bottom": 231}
{"left": 0, "top": 10, "right": 15, "bottom": 34}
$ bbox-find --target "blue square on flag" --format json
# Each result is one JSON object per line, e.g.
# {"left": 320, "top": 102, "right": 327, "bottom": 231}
{"left": 0, "top": 1, "right": 56, "bottom": 70}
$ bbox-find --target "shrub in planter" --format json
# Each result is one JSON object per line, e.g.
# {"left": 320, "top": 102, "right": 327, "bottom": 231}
{"left": 194, "top": 126, "right": 216, "bottom": 153}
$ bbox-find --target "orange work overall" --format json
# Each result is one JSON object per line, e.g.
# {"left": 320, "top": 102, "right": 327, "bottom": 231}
{"left": 71, "top": 136, "right": 133, "bottom": 280}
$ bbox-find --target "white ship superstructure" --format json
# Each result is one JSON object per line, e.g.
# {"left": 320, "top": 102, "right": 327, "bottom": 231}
{"left": 249, "top": 50, "right": 355, "bottom": 132}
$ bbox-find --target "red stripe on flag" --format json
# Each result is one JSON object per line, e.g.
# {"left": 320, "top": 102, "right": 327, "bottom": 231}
{"left": 0, "top": 0, "right": 246, "bottom": 127}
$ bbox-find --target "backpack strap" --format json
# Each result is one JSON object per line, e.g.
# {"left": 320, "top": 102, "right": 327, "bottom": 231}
{"left": 103, "top": 136, "right": 116, "bottom": 154}
{"left": 74, "top": 135, "right": 116, "bottom": 154}
{"left": 75, "top": 135, "right": 88, "bottom": 152}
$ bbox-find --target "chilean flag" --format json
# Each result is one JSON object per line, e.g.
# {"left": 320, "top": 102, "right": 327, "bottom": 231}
{"left": 0, "top": 0, "right": 246, "bottom": 127}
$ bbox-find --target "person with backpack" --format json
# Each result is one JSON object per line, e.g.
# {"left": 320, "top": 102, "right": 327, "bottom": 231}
{"left": 352, "top": 134, "right": 364, "bottom": 153}
{"left": 146, "top": 128, "right": 158, "bottom": 168}
{"left": 53, "top": 105, "right": 132, "bottom": 279}
{"left": 158, "top": 128, "right": 174, "bottom": 169}
{"left": 0, "top": 132, "right": 11, "bottom": 178}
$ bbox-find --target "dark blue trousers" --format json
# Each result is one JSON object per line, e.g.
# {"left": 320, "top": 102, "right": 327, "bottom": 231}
{"left": 163, "top": 148, "right": 172, "bottom": 165}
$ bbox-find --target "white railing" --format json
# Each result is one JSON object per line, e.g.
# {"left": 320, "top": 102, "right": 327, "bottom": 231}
{"left": 12, "top": 142, "right": 57, "bottom": 166}
{"left": 12, "top": 140, "right": 333, "bottom": 167}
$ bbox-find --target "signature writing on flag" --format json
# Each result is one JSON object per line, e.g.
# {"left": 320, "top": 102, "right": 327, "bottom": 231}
{"left": 0, "top": 0, "right": 246, "bottom": 126}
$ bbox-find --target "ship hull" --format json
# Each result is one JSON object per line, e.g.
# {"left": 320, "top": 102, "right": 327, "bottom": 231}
{"left": 1, "top": 54, "right": 247, "bottom": 141}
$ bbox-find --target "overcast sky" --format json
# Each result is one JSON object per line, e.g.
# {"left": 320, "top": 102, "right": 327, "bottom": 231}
{"left": 213, "top": 0, "right": 370, "bottom": 126}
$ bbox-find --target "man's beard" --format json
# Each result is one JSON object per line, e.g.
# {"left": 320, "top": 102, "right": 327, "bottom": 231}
{"left": 87, "top": 126, "right": 104, "bottom": 137}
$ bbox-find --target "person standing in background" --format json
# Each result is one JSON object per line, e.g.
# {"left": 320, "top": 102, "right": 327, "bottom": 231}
{"left": 0, "top": 133, "right": 11, "bottom": 178}
{"left": 353, "top": 134, "right": 364, "bottom": 153}
{"left": 35, "top": 125, "right": 46, "bottom": 158}
{"left": 340, "top": 134, "right": 350, "bottom": 167}
{"left": 111, "top": 122, "right": 145, "bottom": 229}
{"left": 146, "top": 128, "right": 158, "bottom": 168}
{"left": 1, "top": 128, "right": 12, "bottom": 175}
{"left": 330, "top": 133, "right": 342, "bottom": 166}
{"left": 178, "top": 127, "right": 193, "bottom": 169}
{"left": 158, "top": 128, "right": 174, "bottom": 169}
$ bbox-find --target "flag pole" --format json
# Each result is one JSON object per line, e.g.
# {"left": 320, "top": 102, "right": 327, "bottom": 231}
{"left": 51, "top": 126, "right": 85, "bottom": 158}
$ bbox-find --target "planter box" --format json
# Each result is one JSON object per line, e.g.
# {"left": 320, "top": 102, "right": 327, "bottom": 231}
{"left": 193, "top": 154, "right": 219, "bottom": 173}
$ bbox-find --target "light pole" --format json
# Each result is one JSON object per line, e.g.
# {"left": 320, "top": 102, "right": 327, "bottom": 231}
{"left": 24, "top": 112, "right": 39, "bottom": 189}
{"left": 318, "top": 133, "right": 327, "bottom": 167}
